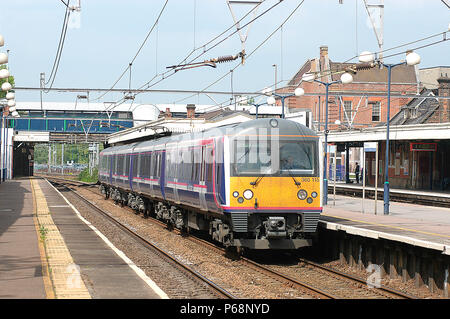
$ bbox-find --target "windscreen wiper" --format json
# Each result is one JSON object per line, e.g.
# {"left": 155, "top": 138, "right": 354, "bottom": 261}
{"left": 250, "top": 166, "right": 272, "bottom": 187}
{"left": 250, "top": 176, "right": 264, "bottom": 187}
{"left": 281, "top": 160, "right": 301, "bottom": 187}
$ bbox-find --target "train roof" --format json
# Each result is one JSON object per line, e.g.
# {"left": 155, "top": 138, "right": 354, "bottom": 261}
{"left": 101, "top": 119, "right": 317, "bottom": 154}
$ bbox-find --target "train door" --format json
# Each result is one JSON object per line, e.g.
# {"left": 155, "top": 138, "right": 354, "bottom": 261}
{"left": 198, "top": 145, "right": 208, "bottom": 211}
{"left": 172, "top": 146, "right": 181, "bottom": 204}
{"left": 159, "top": 150, "right": 166, "bottom": 200}
{"left": 205, "top": 143, "right": 217, "bottom": 212}
{"left": 108, "top": 155, "right": 113, "bottom": 185}
{"left": 164, "top": 144, "right": 177, "bottom": 203}
{"left": 148, "top": 151, "right": 156, "bottom": 197}
{"left": 125, "top": 154, "right": 131, "bottom": 191}
{"left": 142, "top": 152, "right": 151, "bottom": 194}
{"left": 152, "top": 150, "right": 164, "bottom": 200}
{"left": 113, "top": 155, "right": 118, "bottom": 186}
{"left": 130, "top": 153, "right": 136, "bottom": 191}
{"left": 133, "top": 153, "right": 141, "bottom": 194}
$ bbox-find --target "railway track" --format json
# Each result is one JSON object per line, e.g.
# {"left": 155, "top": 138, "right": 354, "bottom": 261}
{"left": 48, "top": 177, "right": 417, "bottom": 299}
{"left": 295, "top": 258, "right": 417, "bottom": 299}
{"left": 49, "top": 179, "right": 236, "bottom": 299}
{"left": 182, "top": 231, "right": 414, "bottom": 299}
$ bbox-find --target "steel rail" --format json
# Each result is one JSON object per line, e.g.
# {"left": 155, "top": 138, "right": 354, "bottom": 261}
{"left": 298, "top": 258, "right": 416, "bottom": 299}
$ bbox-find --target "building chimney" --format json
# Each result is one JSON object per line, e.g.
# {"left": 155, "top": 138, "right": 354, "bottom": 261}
{"left": 320, "top": 46, "right": 328, "bottom": 58}
{"left": 165, "top": 107, "right": 172, "bottom": 118}
{"left": 437, "top": 76, "right": 450, "bottom": 122}
{"left": 319, "top": 46, "right": 329, "bottom": 80}
{"left": 186, "top": 104, "right": 196, "bottom": 118}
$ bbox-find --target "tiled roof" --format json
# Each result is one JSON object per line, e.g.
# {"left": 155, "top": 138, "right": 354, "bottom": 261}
{"left": 390, "top": 89, "right": 440, "bottom": 125}
{"left": 287, "top": 58, "right": 417, "bottom": 87}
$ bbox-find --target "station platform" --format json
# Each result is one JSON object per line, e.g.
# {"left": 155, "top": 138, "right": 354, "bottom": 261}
{"left": 320, "top": 193, "right": 450, "bottom": 255}
{"left": 329, "top": 182, "right": 450, "bottom": 207}
{"left": 0, "top": 178, "right": 168, "bottom": 299}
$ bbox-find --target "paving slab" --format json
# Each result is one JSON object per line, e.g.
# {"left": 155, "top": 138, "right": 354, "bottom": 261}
{"left": 0, "top": 179, "right": 46, "bottom": 299}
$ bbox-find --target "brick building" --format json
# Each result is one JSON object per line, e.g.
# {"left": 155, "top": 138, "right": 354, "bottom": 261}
{"left": 276, "top": 46, "right": 420, "bottom": 131}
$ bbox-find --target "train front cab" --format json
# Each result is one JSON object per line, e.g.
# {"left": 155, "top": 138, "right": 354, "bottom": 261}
{"left": 224, "top": 119, "right": 322, "bottom": 250}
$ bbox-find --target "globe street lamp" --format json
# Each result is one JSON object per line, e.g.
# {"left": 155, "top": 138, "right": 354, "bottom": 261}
{"left": 0, "top": 68, "right": 9, "bottom": 79}
{"left": 359, "top": 50, "right": 420, "bottom": 215}
{"left": 302, "top": 71, "right": 353, "bottom": 206}
{"left": 266, "top": 87, "right": 305, "bottom": 119}
{"left": 0, "top": 53, "right": 7, "bottom": 65}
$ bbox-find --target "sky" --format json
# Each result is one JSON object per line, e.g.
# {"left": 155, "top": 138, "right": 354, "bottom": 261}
{"left": 0, "top": 0, "right": 449, "bottom": 107}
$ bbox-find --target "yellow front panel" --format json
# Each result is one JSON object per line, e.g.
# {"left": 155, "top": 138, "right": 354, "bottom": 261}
{"left": 229, "top": 176, "right": 321, "bottom": 209}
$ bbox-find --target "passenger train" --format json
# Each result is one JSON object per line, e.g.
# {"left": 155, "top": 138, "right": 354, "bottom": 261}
{"left": 98, "top": 118, "right": 322, "bottom": 250}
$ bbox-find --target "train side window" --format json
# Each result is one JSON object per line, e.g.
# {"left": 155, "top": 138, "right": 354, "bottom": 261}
{"left": 142, "top": 153, "right": 150, "bottom": 178}
{"left": 125, "top": 155, "right": 130, "bottom": 176}
{"left": 181, "top": 147, "right": 193, "bottom": 181}
{"left": 153, "top": 152, "right": 159, "bottom": 178}
{"left": 118, "top": 155, "right": 124, "bottom": 176}
{"left": 200, "top": 146, "right": 205, "bottom": 181}
{"left": 206, "top": 146, "right": 213, "bottom": 183}
{"left": 137, "top": 153, "right": 142, "bottom": 177}
{"left": 149, "top": 151, "right": 155, "bottom": 177}
{"left": 132, "top": 154, "right": 138, "bottom": 178}
{"left": 157, "top": 153, "right": 162, "bottom": 177}
{"left": 165, "top": 149, "right": 172, "bottom": 179}
{"left": 216, "top": 163, "right": 220, "bottom": 183}
{"left": 193, "top": 147, "right": 200, "bottom": 181}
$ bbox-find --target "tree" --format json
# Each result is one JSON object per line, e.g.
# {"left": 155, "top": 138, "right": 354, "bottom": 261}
{"left": 0, "top": 65, "right": 14, "bottom": 100}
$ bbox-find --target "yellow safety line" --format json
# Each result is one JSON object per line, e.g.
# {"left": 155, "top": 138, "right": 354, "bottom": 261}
{"left": 31, "top": 178, "right": 56, "bottom": 299}
{"left": 30, "top": 179, "right": 91, "bottom": 299}
{"left": 322, "top": 213, "right": 450, "bottom": 239}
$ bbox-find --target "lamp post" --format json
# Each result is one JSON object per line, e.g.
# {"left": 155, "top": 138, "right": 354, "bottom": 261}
{"left": 272, "top": 64, "right": 277, "bottom": 91}
{"left": 359, "top": 50, "right": 420, "bottom": 215}
{"left": 266, "top": 87, "right": 305, "bottom": 119}
{"left": 302, "top": 72, "right": 353, "bottom": 206}
{"left": 236, "top": 96, "right": 267, "bottom": 119}
{"left": 249, "top": 102, "right": 266, "bottom": 119}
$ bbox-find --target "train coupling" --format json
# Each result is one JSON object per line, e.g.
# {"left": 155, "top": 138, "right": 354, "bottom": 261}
{"left": 263, "top": 217, "right": 286, "bottom": 239}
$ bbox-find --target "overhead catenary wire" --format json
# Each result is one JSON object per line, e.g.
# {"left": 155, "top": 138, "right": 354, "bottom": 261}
{"left": 103, "top": 0, "right": 280, "bottom": 112}
{"left": 173, "top": 0, "right": 307, "bottom": 106}
{"left": 44, "top": 2, "right": 71, "bottom": 93}
{"left": 204, "top": 30, "right": 450, "bottom": 113}
{"left": 134, "top": 0, "right": 279, "bottom": 91}
{"left": 91, "top": 0, "right": 169, "bottom": 102}
{"left": 55, "top": 2, "right": 449, "bottom": 118}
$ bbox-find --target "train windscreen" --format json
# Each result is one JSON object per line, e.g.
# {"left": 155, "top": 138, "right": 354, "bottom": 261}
{"left": 232, "top": 138, "right": 316, "bottom": 177}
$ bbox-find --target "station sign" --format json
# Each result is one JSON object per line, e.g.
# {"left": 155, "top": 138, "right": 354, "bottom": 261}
{"left": 410, "top": 142, "right": 437, "bottom": 152}
{"left": 364, "top": 142, "right": 377, "bottom": 153}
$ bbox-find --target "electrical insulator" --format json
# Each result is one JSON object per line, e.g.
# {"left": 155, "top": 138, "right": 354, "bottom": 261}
{"left": 211, "top": 55, "right": 238, "bottom": 63}
{"left": 355, "top": 62, "right": 376, "bottom": 71}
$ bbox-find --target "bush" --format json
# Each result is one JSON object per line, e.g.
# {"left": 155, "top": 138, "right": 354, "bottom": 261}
{"left": 78, "top": 167, "right": 98, "bottom": 183}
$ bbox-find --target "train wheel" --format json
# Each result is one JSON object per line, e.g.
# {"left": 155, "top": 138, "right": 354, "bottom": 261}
{"left": 225, "top": 246, "right": 243, "bottom": 260}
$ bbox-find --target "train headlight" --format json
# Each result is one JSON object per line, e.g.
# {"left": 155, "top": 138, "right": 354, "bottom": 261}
{"left": 311, "top": 191, "right": 318, "bottom": 198}
{"left": 297, "top": 189, "right": 308, "bottom": 200}
{"left": 243, "top": 189, "right": 253, "bottom": 200}
{"left": 233, "top": 191, "right": 239, "bottom": 198}
{"left": 269, "top": 119, "right": 278, "bottom": 127}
